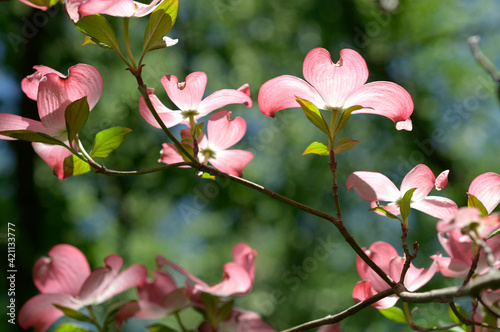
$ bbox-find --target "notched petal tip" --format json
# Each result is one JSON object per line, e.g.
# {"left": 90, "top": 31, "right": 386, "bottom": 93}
{"left": 395, "top": 118, "right": 413, "bottom": 131}
{"left": 435, "top": 170, "right": 449, "bottom": 191}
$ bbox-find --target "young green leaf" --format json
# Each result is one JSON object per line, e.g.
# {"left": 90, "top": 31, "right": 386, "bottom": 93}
{"left": 467, "top": 193, "right": 489, "bottom": 217}
{"left": 74, "top": 15, "right": 120, "bottom": 51}
{"left": 295, "top": 96, "right": 331, "bottom": 138}
{"left": 90, "top": 127, "right": 132, "bottom": 159}
{"left": 448, "top": 304, "right": 468, "bottom": 331}
{"left": 378, "top": 307, "right": 407, "bottom": 323}
{"left": 54, "top": 323, "right": 95, "bottom": 332}
{"left": 303, "top": 142, "right": 329, "bottom": 156}
{"left": 65, "top": 97, "right": 90, "bottom": 144}
{"left": 333, "top": 105, "right": 363, "bottom": 136}
{"left": 200, "top": 292, "right": 219, "bottom": 326}
{"left": 143, "top": 0, "right": 179, "bottom": 55}
{"left": 53, "top": 304, "right": 92, "bottom": 323}
{"left": 368, "top": 206, "right": 402, "bottom": 221}
{"left": 0, "top": 130, "right": 66, "bottom": 146}
{"left": 217, "top": 299, "right": 234, "bottom": 322}
{"left": 64, "top": 155, "right": 91, "bottom": 178}
{"left": 400, "top": 188, "right": 416, "bottom": 226}
{"left": 487, "top": 227, "right": 500, "bottom": 239}
{"left": 201, "top": 172, "right": 216, "bottom": 180}
{"left": 333, "top": 137, "right": 360, "bottom": 154}
{"left": 147, "top": 324, "right": 178, "bottom": 332}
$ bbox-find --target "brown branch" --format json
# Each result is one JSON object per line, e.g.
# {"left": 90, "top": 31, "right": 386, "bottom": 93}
{"left": 468, "top": 35, "right": 500, "bottom": 102}
{"left": 280, "top": 288, "right": 394, "bottom": 332}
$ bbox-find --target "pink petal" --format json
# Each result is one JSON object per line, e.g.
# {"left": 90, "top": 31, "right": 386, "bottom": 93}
{"left": 468, "top": 172, "right": 500, "bottom": 213}
{"left": 32, "top": 143, "right": 73, "bottom": 180}
{"left": 400, "top": 164, "right": 435, "bottom": 201}
{"left": 139, "top": 94, "right": 184, "bottom": 129}
{"left": 346, "top": 171, "right": 400, "bottom": 202}
{"left": 198, "top": 84, "right": 253, "bottom": 117}
{"left": 403, "top": 260, "right": 438, "bottom": 291}
{"left": 303, "top": 48, "right": 368, "bottom": 108}
{"left": 159, "top": 143, "right": 184, "bottom": 164}
{"left": 411, "top": 196, "right": 458, "bottom": 219}
{"left": 208, "top": 149, "right": 253, "bottom": 177}
{"left": 161, "top": 72, "right": 207, "bottom": 111}
{"left": 370, "top": 201, "right": 401, "bottom": 216}
{"left": 78, "top": 255, "right": 147, "bottom": 305}
{"left": 0, "top": 114, "right": 59, "bottom": 140}
{"left": 18, "top": 0, "right": 50, "bottom": 10}
{"left": 257, "top": 75, "right": 326, "bottom": 117}
{"left": 19, "top": 294, "right": 82, "bottom": 332}
{"left": 435, "top": 170, "right": 449, "bottom": 190}
{"left": 194, "top": 262, "right": 253, "bottom": 297}
{"left": 352, "top": 280, "right": 398, "bottom": 309}
{"left": 346, "top": 81, "right": 414, "bottom": 131}
{"left": 37, "top": 64, "right": 103, "bottom": 130}
{"left": 437, "top": 229, "right": 473, "bottom": 263}
{"left": 67, "top": 0, "right": 162, "bottom": 22}
{"left": 232, "top": 243, "right": 257, "bottom": 282}
{"left": 137, "top": 270, "right": 177, "bottom": 307}
{"left": 431, "top": 255, "right": 471, "bottom": 278}
{"left": 356, "top": 242, "right": 399, "bottom": 291}
{"left": 21, "top": 66, "right": 64, "bottom": 101}
{"left": 436, "top": 207, "right": 481, "bottom": 233}
{"left": 206, "top": 111, "right": 246, "bottom": 150}
{"left": 33, "top": 244, "right": 91, "bottom": 296}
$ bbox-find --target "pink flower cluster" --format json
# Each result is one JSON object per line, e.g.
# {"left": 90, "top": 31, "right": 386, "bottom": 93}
{"left": 19, "top": 243, "right": 273, "bottom": 331}
{"left": 348, "top": 168, "right": 500, "bottom": 308}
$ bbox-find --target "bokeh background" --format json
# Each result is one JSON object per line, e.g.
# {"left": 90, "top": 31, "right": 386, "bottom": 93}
{"left": 1, "top": 0, "right": 500, "bottom": 331}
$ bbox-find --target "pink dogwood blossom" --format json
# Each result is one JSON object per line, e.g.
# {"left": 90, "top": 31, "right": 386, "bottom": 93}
{"left": 258, "top": 48, "right": 414, "bottom": 130}
{"left": 431, "top": 228, "right": 500, "bottom": 277}
{"left": 346, "top": 164, "right": 458, "bottom": 219}
{"left": 468, "top": 172, "right": 500, "bottom": 214}
{"left": 19, "top": 244, "right": 147, "bottom": 332}
{"left": 157, "top": 243, "right": 257, "bottom": 301}
{"left": 159, "top": 110, "right": 253, "bottom": 177}
{"left": 436, "top": 207, "right": 500, "bottom": 239}
{"left": 115, "top": 269, "right": 189, "bottom": 326}
{"left": 65, "top": 0, "right": 166, "bottom": 23}
{"left": 0, "top": 64, "right": 103, "bottom": 180}
{"left": 139, "top": 72, "right": 252, "bottom": 129}
{"left": 353, "top": 242, "right": 438, "bottom": 309}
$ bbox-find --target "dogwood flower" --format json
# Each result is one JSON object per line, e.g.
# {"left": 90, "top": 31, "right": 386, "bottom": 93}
{"left": 431, "top": 228, "right": 500, "bottom": 277}
{"left": 115, "top": 268, "right": 189, "bottom": 326}
{"left": 157, "top": 243, "right": 257, "bottom": 301}
{"left": 18, "top": 244, "right": 147, "bottom": 332}
{"left": 0, "top": 64, "right": 103, "bottom": 180}
{"left": 468, "top": 172, "right": 500, "bottom": 214}
{"left": 436, "top": 207, "right": 500, "bottom": 239}
{"left": 139, "top": 72, "right": 252, "bottom": 129}
{"left": 346, "top": 164, "right": 457, "bottom": 219}
{"left": 258, "top": 48, "right": 414, "bottom": 130}
{"left": 353, "top": 242, "right": 438, "bottom": 309}
{"left": 65, "top": 0, "right": 167, "bottom": 23}
{"left": 159, "top": 110, "right": 253, "bottom": 177}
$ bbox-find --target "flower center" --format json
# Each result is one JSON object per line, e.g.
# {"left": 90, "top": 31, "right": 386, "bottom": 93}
{"left": 201, "top": 148, "right": 216, "bottom": 160}
{"left": 181, "top": 110, "right": 199, "bottom": 118}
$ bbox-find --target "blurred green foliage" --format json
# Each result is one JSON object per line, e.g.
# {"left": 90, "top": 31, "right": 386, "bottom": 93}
{"left": 1, "top": 0, "right": 500, "bottom": 331}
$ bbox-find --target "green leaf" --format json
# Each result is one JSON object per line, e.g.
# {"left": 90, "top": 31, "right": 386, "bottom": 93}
{"left": 54, "top": 323, "right": 94, "bottom": 332}
{"left": 448, "top": 304, "right": 468, "bottom": 331}
{"left": 193, "top": 121, "right": 204, "bottom": 140}
{"left": 147, "top": 323, "right": 178, "bottom": 332}
{"left": 369, "top": 206, "right": 402, "bottom": 221}
{"left": 201, "top": 172, "right": 216, "bottom": 180}
{"left": 200, "top": 292, "right": 219, "bottom": 326}
{"left": 75, "top": 15, "right": 120, "bottom": 51}
{"left": 143, "top": 0, "right": 179, "bottom": 54}
{"left": 217, "top": 300, "right": 234, "bottom": 322}
{"left": 295, "top": 96, "right": 331, "bottom": 138}
{"left": 467, "top": 193, "right": 489, "bottom": 217}
{"left": 53, "top": 304, "right": 92, "bottom": 323}
{"left": 378, "top": 307, "right": 407, "bottom": 324}
{"left": 333, "top": 105, "right": 363, "bottom": 136}
{"left": 400, "top": 188, "right": 417, "bottom": 226}
{"left": 65, "top": 97, "right": 90, "bottom": 144}
{"left": 90, "top": 127, "right": 132, "bottom": 159}
{"left": 0, "top": 130, "right": 66, "bottom": 146}
{"left": 333, "top": 137, "right": 360, "bottom": 154}
{"left": 63, "top": 155, "right": 91, "bottom": 178}
{"left": 24, "top": 0, "right": 58, "bottom": 7}
{"left": 487, "top": 227, "right": 500, "bottom": 239}
{"left": 302, "top": 142, "right": 329, "bottom": 156}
